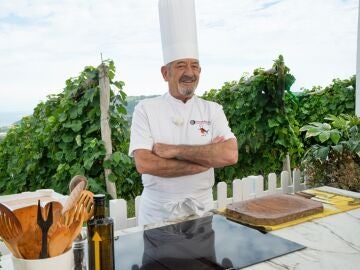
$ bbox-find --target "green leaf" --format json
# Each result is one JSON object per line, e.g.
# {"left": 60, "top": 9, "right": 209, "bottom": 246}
{"left": 318, "top": 131, "right": 330, "bottom": 143}
{"left": 69, "top": 120, "right": 82, "bottom": 132}
{"left": 108, "top": 173, "right": 117, "bottom": 182}
{"left": 268, "top": 119, "right": 279, "bottom": 128}
{"left": 61, "top": 133, "right": 73, "bottom": 143}
{"left": 304, "top": 127, "right": 321, "bottom": 138}
{"left": 75, "top": 134, "right": 82, "bottom": 146}
{"left": 103, "top": 159, "right": 112, "bottom": 169}
{"left": 112, "top": 152, "right": 122, "bottom": 163}
{"left": 126, "top": 178, "right": 134, "bottom": 184}
{"left": 116, "top": 105, "right": 127, "bottom": 115}
{"left": 331, "top": 145, "right": 343, "bottom": 154}
{"left": 316, "top": 146, "right": 330, "bottom": 160}
{"left": 48, "top": 116, "right": 56, "bottom": 123}
{"left": 113, "top": 81, "right": 125, "bottom": 90}
{"left": 329, "top": 131, "right": 341, "bottom": 144}
{"left": 84, "top": 158, "right": 94, "bottom": 170}
{"left": 59, "top": 113, "right": 67, "bottom": 122}
{"left": 85, "top": 124, "right": 100, "bottom": 135}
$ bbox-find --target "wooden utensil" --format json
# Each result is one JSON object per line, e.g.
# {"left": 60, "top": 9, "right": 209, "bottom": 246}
{"left": 16, "top": 201, "right": 62, "bottom": 259}
{"left": 63, "top": 190, "right": 93, "bottom": 251}
{"left": 37, "top": 200, "right": 53, "bottom": 258}
{"left": 13, "top": 205, "right": 38, "bottom": 233}
{"left": 62, "top": 180, "right": 86, "bottom": 215}
{"left": 0, "top": 202, "right": 23, "bottom": 258}
{"left": 69, "top": 175, "right": 88, "bottom": 192}
{"left": 49, "top": 205, "right": 86, "bottom": 257}
{"left": 76, "top": 189, "right": 94, "bottom": 222}
{"left": 64, "top": 190, "right": 94, "bottom": 226}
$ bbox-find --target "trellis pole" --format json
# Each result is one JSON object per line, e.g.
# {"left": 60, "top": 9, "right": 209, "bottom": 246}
{"left": 356, "top": 0, "right": 360, "bottom": 116}
{"left": 99, "top": 63, "right": 117, "bottom": 199}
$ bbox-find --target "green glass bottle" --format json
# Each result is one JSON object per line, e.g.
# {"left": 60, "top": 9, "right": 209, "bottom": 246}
{"left": 87, "top": 194, "right": 115, "bottom": 270}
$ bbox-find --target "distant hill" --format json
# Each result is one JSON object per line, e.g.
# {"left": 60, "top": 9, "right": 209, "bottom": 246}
{"left": 126, "top": 95, "right": 160, "bottom": 116}
{"left": 0, "top": 111, "right": 31, "bottom": 127}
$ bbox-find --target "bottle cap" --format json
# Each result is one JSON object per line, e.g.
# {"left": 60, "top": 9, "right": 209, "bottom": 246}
{"left": 93, "top": 194, "right": 105, "bottom": 206}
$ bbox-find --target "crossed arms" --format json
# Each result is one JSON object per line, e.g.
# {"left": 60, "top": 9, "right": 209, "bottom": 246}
{"left": 133, "top": 136, "right": 238, "bottom": 177}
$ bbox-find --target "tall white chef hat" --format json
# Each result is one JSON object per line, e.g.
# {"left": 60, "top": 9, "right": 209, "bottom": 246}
{"left": 158, "top": 0, "right": 199, "bottom": 65}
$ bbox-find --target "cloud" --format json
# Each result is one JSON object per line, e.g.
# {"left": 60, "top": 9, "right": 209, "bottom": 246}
{"left": 0, "top": 0, "right": 357, "bottom": 112}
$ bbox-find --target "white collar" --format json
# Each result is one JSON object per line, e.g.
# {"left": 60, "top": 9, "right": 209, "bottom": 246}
{"left": 164, "top": 92, "right": 196, "bottom": 107}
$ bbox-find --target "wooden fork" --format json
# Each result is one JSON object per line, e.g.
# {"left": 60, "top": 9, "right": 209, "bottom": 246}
{"left": 63, "top": 190, "right": 94, "bottom": 226}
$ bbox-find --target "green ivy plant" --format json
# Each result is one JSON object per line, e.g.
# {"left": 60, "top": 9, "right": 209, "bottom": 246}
{"left": 0, "top": 61, "right": 142, "bottom": 199}
{"left": 294, "top": 76, "right": 355, "bottom": 129}
{"left": 300, "top": 114, "right": 360, "bottom": 191}
{"left": 202, "top": 55, "right": 303, "bottom": 182}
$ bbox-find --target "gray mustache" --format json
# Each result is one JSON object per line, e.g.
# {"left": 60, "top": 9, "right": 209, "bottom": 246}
{"left": 180, "top": 75, "right": 196, "bottom": 82}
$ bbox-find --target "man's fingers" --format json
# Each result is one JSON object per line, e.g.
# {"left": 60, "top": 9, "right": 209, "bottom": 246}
{"left": 152, "top": 143, "right": 177, "bottom": 159}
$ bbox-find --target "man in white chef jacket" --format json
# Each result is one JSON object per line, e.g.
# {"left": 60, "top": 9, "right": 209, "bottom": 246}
{"left": 129, "top": 0, "right": 238, "bottom": 225}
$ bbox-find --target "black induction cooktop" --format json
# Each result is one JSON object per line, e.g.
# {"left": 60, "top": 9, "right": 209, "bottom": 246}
{"left": 114, "top": 214, "right": 305, "bottom": 270}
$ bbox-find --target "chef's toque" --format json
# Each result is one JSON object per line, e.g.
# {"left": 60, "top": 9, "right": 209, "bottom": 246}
{"left": 158, "top": 0, "right": 199, "bottom": 65}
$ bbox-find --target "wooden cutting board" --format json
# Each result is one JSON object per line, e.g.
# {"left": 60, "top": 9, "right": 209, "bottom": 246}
{"left": 225, "top": 194, "right": 324, "bottom": 226}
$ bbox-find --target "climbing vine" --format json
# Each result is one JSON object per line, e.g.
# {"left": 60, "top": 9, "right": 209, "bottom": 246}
{"left": 0, "top": 61, "right": 141, "bottom": 199}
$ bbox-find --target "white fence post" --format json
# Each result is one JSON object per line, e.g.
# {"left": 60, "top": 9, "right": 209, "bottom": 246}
{"left": 242, "top": 177, "right": 252, "bottom": 201}
{"left": 255, "top": 175, "right": 264, "bottom": 197}
{"left": 109, "top": 198, "right": 127, "bottom": 230}
{"left": 293, "top": 168, "right": 302, "bottom": 192}
{"left": 217, "top": 181, "right": 228, "bottom": 209}
{"left": 232, "top": 179, "right": 242, "bottom": 202}
{"left": 267, "top": 173, "right": 278, "bottom": 195}
{"left": 281, "top": 171, "right": 291, "bottom": 194}
{"left": 134, "top": 196, "right": 141, "bottom": 226}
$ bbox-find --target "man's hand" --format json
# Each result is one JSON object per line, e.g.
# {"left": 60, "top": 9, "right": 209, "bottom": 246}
{"left": 152, "top": 143, "right": 178, "bottom": 159}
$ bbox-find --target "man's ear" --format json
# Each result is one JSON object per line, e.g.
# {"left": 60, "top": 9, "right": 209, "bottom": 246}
{"left": 161, "top": 66, "right": 169, "bottom": 81}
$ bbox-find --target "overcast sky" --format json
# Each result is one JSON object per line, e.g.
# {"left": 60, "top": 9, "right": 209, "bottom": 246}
{"left": 0, "top": 0, "right": 358, "bottom": 112}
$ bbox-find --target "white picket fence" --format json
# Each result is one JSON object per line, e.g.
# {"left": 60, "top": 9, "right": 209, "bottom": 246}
{"left": 109, "top": 169, "right": 306, "bottom": 230}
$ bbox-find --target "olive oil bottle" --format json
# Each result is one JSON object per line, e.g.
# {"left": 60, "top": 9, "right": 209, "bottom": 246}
{"left": 87, "top": 194, "right": 115, "bottom": 270}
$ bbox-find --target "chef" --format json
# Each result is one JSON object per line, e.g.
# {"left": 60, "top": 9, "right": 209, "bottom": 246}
{"left": 129, "top": 0, "right": 238, "bottom": 225}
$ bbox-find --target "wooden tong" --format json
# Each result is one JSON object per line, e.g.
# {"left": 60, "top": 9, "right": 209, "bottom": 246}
{"left": 37, "top": 200, "right": 53, "bottom": 259}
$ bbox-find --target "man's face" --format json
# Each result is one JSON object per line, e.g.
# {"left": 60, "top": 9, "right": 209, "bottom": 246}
{"left": 161, "top": 58, "right": 201, "bottom": 102}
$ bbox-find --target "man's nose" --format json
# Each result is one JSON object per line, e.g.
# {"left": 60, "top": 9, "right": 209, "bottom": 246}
{"left": 184, "top": 64, "right": 195, "bottom": 76}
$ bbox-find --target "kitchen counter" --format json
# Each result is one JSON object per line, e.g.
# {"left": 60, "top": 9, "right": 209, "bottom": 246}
{"left": 1, "top": 188, "right": 360, "bottom": 270}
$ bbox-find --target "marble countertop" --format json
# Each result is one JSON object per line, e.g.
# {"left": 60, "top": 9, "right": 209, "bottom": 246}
{"left": 243, "top": 208, "right": 360, "bottom": 270}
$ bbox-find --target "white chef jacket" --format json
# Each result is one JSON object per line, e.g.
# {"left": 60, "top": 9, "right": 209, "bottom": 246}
{"left": 129, "top": 93, "right": 235, "bottom": 225}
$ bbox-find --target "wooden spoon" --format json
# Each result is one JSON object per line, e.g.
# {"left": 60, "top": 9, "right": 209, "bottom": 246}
{"left": 49, "top": 206, "right": 86, "bottom": 257}
{"left": 69, "top": 175, "right": 88, "bottom": 192}
{"left": 0, "top": 203, "right": 23, "bottom": 258}
{"left": 62, "top": 180, "right": 86, "bottom": 215}
{"left": 13, "top": 205, "right": 37, "bottom": 234}
{"left": 17, "top": 225, "right": 42, "bottom": 259}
